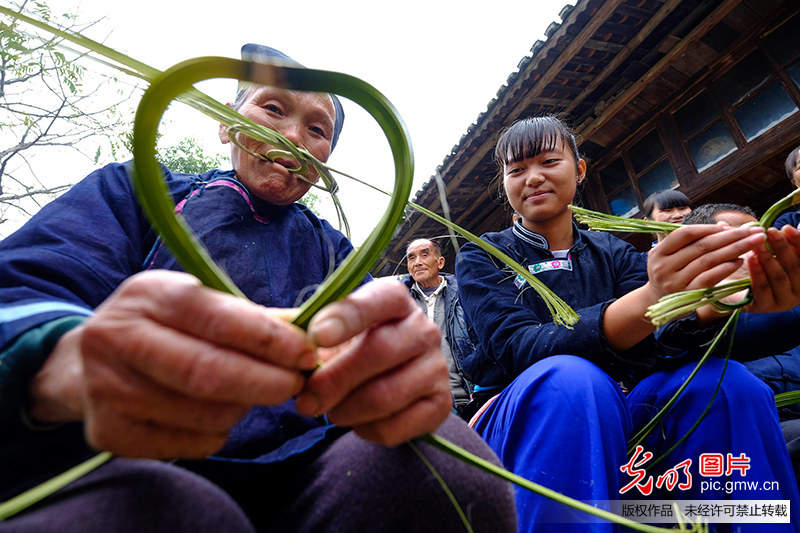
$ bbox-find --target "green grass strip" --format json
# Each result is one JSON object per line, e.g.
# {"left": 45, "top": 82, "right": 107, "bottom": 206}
{"left": 0, "top": 452, "right": 112, "bottom": 521}
{"left": 775, "top": 391, "right": 800, "bottom": 409}
{"left": 645, "top": 310, "right": 738, "bottom": 470}
{"left": 408, "top": 441, "right": 474, "bottom": 533}
{"left": 627, "top": 310, "right": 739, "bottom": 454}
{"left": 420, "top": 434, "right": 705, "bottom": 533}
{"left": 569, "top": 205, "right": 681, "bottom": 234}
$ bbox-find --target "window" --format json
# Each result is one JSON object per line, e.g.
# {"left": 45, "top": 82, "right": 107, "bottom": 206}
{"left": 599, "top": 158, "right": 638, "bottom": 217}
{"left": 717, "top": 51, "right": 773, "bottom": 107}
{"left": 687, "top": 122, "right": 737, "bottom": 172}
{"left": 599, "top": 157, "right": 628, "bottom": 195}
{"left": 630, "top": 131, "right": 678, "bottom": 198}
{"left": 608, "top": 186, "right": 638, "bottom": 218}
{"left": 733, "top": 81, "right": 797, "bottom": 141}
{"left": 763, "top": 13, "right": 800, "bottom": 67}
{"left": 717, "top": 50, "right": 798, "bottom": 142}
{"left": 591, "top": 16, "right": 800, "bottom": 219}
{"left": 674, "top": 91, "right": 737, "bottom": 172}
{"left": 640, "top": 160, "right": 678, "bottom": 199}
{"left": 672, "top": 37, "right": 800, "bottom": 173}
{"left": 597, "top": 131, "right": 680, "bottom": 217}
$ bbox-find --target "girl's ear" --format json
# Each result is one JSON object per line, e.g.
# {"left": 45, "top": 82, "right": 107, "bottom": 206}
{"left": 576, "top": 159, "right": 587, "bottom": 183}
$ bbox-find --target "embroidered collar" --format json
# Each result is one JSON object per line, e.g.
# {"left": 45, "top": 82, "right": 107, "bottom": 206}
{"left": 512, "top": 220, "right": 549, "bottom": 250}
{"left": 511, "top": 220, "right": 586, "bottom": 255}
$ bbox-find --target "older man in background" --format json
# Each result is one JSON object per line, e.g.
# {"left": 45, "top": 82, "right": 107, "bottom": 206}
{"left": 403, "top": 239, "right": 476, "bottom": 418}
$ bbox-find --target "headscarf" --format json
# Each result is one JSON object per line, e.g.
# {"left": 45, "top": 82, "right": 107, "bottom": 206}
{"left": 240, "top": 43, "right": 345, "bottom": 151}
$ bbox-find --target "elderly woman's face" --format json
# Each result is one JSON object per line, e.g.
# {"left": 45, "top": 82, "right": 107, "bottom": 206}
{"left": 219, "top": 86, "right": 336, "bottom": 205}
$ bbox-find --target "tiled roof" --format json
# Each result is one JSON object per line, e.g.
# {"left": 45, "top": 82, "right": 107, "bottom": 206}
{"left": 373, "top": 0, "right": 739, "bottom": 276}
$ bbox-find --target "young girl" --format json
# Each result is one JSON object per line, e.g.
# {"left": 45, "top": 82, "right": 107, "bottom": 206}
{"left": 456, "top": 117, "right": 800, "bottom": 532}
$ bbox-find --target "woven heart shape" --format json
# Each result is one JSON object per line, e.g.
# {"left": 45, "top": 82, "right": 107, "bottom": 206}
{"left": 131, "top": 57, "right": 414, "bottom": 329}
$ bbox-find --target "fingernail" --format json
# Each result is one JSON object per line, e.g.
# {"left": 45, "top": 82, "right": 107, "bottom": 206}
{"left": 748, "top": 226, "right": 765, "bottom": 234}
{"left": 310, "top": 317, "right": 345, "bottom": 346}
{"left": 295, "top": 390, "right": 321, "bottom": 416}
{"left": 749, "top": 233, "right": 766, "bottom": 244}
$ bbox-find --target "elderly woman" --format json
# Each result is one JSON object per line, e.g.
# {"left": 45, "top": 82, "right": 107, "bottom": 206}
{"left": 0, "top": 45, "right": 515, "bottom": 533}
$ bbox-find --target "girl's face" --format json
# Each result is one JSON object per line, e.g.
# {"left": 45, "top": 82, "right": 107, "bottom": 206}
{"left": 503, "top": 141, "right": 586, "bottom": 231}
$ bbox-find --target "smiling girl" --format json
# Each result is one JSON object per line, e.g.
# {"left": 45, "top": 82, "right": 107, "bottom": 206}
{"left": 456, "top": 117, "right": 800, "bottom": 532}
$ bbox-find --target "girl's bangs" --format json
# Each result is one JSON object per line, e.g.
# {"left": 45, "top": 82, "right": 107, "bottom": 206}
{"left": 496, "top": 118, "right": 575, "bottom": 167}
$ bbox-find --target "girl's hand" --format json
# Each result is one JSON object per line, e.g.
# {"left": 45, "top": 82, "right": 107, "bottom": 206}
{"left": 604, "top": 224, "right": 765, "bottom": 350}
{"left": 746, "top": 225, "right": 800, "bottom": 314}
{"left": 646, "top": 224, "right": 766, "bottom": 303}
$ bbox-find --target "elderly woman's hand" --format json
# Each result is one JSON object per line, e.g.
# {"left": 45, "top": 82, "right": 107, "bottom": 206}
{"left": 295, "top": 280, "right": 452, "bottom": 446}
{"left": 27, "top": 270, "right": 319, "bottom": 459}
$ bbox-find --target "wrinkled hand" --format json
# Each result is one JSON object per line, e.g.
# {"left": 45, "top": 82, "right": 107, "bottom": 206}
{"left": 295, "top": 280, "right": 451, "bottom": 447}
{"left": 745, "top": 225, "right": 800, "bottom": 313}
{"left": 28, "top": 270, "right": 318, "bottom": 459}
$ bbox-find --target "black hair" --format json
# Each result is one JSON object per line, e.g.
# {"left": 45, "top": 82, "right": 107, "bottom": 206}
{"left": 786, "top": 146, "right": 800, "bottom": 181}
{"left": 405, "top": 238, "right": 442, "bottom": 260}
{"left": 494, "top": 116, "right": 581, "bottom": 171}
{"left": 683, "top": 203, "right": 757, "bottom": 225}
{"left": 642, "top": 189, "right": 692, "bottom": 219}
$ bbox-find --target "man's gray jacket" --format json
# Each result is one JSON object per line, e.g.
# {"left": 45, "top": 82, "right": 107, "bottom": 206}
{"left": 401, "top": 273, "right": 476, "bottom": 404}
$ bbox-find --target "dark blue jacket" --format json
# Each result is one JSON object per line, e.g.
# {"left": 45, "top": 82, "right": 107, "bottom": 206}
{"left": 456, "top": 221, "right": 661, "bottom": 390}
{"left": 0, "top": 163, "right": 358, "bottom": 499}
{"left": 401, "top": 272, "right": 476, "bottom": 398}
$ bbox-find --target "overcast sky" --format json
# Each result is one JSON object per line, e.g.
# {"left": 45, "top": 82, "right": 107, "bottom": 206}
{"left": 3, "top": 0, "right": 564, "bottom": 243}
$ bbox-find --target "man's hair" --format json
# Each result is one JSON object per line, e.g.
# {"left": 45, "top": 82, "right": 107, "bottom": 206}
{"left": 406, "top": 238, "right": 442, "bottom": 260}
{"left": 786, "top": 146, "right": 800, "bottom": 181}
{"left": 683, "top": 203, "right": 756, "bottom": 225}
{"left": 642, "top": 189, "right": 691, "bottom": 218}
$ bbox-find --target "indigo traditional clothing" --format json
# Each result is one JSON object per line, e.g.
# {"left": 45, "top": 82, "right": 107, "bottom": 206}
{"left": 457, "top": 220, "right": 800, "bottom": 533}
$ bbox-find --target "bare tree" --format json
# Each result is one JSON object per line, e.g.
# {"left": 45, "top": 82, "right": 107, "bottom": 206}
{"left": 0, "top": 0, "right": 137, "bottom": 235}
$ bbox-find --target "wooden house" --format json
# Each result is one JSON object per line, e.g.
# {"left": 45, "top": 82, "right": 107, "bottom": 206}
{"left": 373, "top": 0, "right": 800, "bottom": 276}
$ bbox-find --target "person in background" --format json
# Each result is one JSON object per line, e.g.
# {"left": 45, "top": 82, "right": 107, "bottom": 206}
{"left": 785, "top": 145, "right": 800, "bottom": 189}
{"left": 682, "top": 202, "right": 757, "bottom": 230}
{"left": 0, "top": 44, "right": 516, "bottom": 533}
{"left": 402, "top": 238, "right": 476, "bottom": 419}
{"left": 642, "top": 189, "right": 693, "bottom": 246}
{"left": 684, "top": 200, "right": 800, "bottom": 484}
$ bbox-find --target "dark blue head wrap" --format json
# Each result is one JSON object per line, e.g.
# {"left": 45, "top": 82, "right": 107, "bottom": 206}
{"left": 240, "top": 44, "right": 345, "bottom": 152}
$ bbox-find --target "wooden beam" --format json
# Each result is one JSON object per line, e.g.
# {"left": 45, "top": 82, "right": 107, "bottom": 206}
{"left": 615, "top": 4, "right": 656, "bottom": 20}
{"left": 505, "top": 0, "right": 628, "bottom": 121}
{"left": 528, "top": 96, "right": 569, "bottom": 107}
{"left": 575, "top": 0, "right": 744, "bottom": 140}
{"left": 596, "top": 20, "right": 643, "bottom": 37}
{"left": 453, "top": 187, "right": 492, "bottom": 227}
{"left": 568, "top": 54, "right": 608, "bottom": 67}
{"left": 564, "top": 0, "right": 684, "bottom": 115}
{"left": 584, "top": 39, "right": 625, "bottom": 53}
{"left": 554, "top": 70, "right": 596, "bottom": 83}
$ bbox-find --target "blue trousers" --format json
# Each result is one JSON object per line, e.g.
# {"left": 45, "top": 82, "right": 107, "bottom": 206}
{"left": 474, "top": 355, "right": 800, "bottom": 533}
